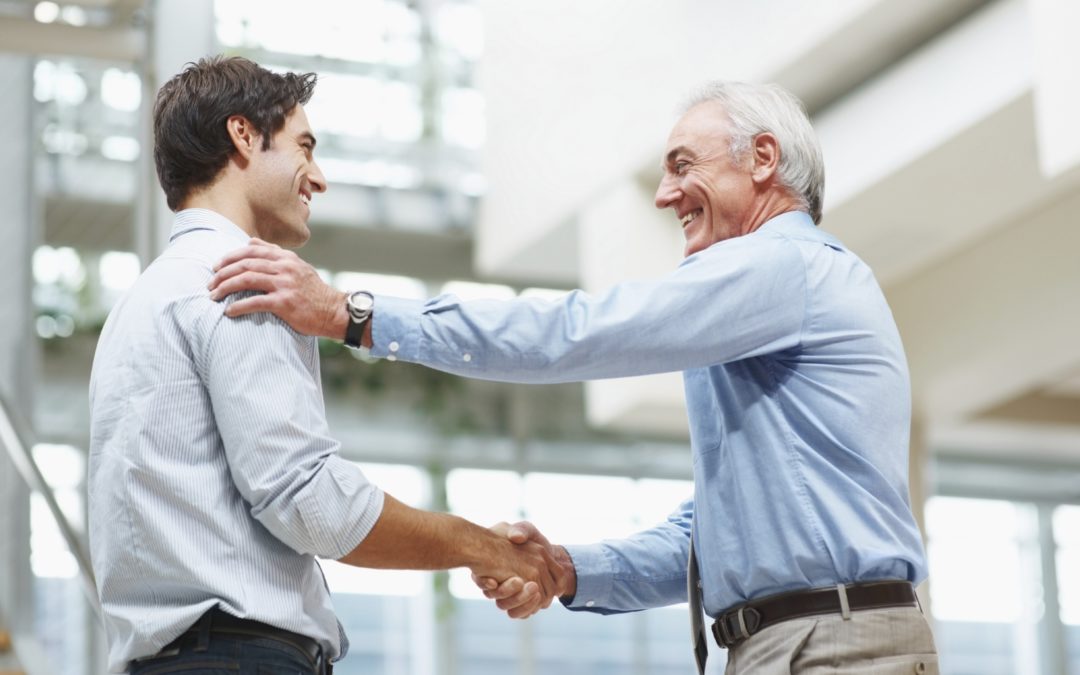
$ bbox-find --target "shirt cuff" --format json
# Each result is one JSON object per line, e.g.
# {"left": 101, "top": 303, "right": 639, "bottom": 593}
{"left": 369, "top": 295, "right": 424, "bottom": 361}
{"left": 560, "top": 543, "right": 614, "bottom": 610}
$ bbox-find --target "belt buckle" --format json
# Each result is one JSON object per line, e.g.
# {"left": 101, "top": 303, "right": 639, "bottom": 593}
{"left": 711, "top": 606, "right": 760, "bottom": 649}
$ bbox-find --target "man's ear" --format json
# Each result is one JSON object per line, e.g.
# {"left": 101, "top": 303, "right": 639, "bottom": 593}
{"left": 226, "top": 115, "right": 259, "bottom": 160}
{"left": 749, "top": 132, "right": 781, "bottom": 185}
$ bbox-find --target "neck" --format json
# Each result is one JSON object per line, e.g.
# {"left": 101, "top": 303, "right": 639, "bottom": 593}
{"left": 742, "top": 190, "right": 807, "bottom": 235}
{"left": 180, "top": 185, "right": 257, "bottom": 238}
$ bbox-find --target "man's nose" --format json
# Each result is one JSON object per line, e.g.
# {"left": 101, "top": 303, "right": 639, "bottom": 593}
{"left": 654, "top": 175, "right": 679, "bottom": 209}
{"left": 308, "top": 161, "right": 328, "bottom": 194}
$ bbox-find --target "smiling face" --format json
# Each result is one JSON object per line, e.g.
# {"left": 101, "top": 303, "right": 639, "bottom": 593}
{"left": 654, "top": 101, "right": 759, "bottom": 257}
{"left": 246, "top": 105, "right": 327, "bottom": 247}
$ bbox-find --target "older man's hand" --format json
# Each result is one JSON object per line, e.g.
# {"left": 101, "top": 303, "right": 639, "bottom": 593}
{"left": 208, "top": 238, "right": 348, "bottom": 340}
{"left": 473, "top": 521, "right": 577, "bottom": 619}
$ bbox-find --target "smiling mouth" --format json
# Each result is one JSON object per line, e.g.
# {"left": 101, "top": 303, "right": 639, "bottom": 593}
{"left": 299, "top": 192, "right": 311, "bottom": 207}
{"left": 680, "top": 210, "right": 701, "bottom": 228}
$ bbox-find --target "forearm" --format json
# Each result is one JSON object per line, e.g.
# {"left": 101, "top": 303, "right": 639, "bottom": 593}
{"left": 338, "top": 494, "right": 506, "bottom": 572}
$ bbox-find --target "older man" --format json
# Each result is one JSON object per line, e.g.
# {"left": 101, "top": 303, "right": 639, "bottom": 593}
{"left": 208, "top": 81, "right": 938, "bottom": 674}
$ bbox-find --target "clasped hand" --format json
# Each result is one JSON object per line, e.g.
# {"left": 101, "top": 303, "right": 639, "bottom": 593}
{"left": 472, "top": 521, "right": 576, "bottom": 620}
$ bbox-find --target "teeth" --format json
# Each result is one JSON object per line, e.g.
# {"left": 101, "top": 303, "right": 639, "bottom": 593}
{"left": 300, "top": 194, "right": 310, "bottom": 206}
{"left": 680, "top": 211, "right": 699, "bottom": 226}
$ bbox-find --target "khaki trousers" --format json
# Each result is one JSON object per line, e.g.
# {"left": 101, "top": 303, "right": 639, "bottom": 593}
{"left": 723, "top": 606, "right": 938, "bottom": 675}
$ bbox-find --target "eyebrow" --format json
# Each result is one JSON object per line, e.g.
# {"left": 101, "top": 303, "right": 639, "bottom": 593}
{"left": 663, "top": 145, "right": 693, "bottom": 168}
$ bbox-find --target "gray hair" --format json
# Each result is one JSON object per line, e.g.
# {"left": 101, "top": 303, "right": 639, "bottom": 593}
{"left": 681, "top": 81, "right": 825, "bottom": 224}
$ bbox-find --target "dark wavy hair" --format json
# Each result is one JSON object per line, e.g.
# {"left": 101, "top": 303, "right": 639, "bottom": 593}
{"left": 153, "top": 56, "right": 317, "bottom": 210}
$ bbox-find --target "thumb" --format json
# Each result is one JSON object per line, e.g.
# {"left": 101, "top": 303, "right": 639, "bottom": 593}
{"left": 507, "top": 521, "right": 537, "bottom": 544}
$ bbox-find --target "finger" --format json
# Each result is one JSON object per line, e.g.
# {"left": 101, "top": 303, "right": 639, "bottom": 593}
{"left": 508, "top": 521, "right": 545, "bottom": 544}
{"left": 208, "top": 258, "right": 281, "bottom": 291}
{"left": 213, "top": 243, "right": 285, "bottom": 273}
{"left": 471, "top": 573, "right": 498, "bottom": 591}
{"left": 209, "top": 272, "right": 277, "bottom": 301}
{"left": 495, "top": 582, "right": 538, "bottom": 612}
{"left": 484, "top": 577, "right": 524, "bottom": 600}
{"left": 507, "top": 594, "right": 544, "bottom": 619}
{"left": 223, "top": 295, "right": 277, "bottom": 318}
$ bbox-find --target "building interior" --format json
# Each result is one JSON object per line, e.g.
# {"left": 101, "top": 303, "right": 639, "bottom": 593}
{"left": 1, "top": 0, "right": 1079, "bottom": 673}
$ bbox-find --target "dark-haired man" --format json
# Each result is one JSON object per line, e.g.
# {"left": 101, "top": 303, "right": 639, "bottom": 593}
{"left": 88, "top": 56, "right": 562, "bottom": 674}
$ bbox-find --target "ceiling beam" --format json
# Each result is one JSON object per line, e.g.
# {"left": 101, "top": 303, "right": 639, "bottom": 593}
{"left": 0, "top": 15, "right": 143, "bottom": 62}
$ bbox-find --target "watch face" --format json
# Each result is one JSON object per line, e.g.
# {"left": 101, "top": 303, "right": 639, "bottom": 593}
{"left": 349, "top": 291, "right": 374, "bottom": 314}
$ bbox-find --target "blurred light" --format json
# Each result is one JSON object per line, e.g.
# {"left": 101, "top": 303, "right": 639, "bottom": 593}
{"left": 380, "top": 82, "right": 423, "bottom": 143}
{"left": 42, "top": 125, "right": 88, "bottom": 156}
{"left": 32, "top": 444, "right": 85, "bottom": 489}
{"left": 33, "top": 60, "right": 56, "bottom": 102}
{"left": 33, "top": 1, "right": 60, "bottom": 23}
{"left": 101, "top": 135, "right": 140, "bottom": 162}
{"left": 100, "top": 251, "right": 141, "bottom": 292}
{"left": 459, "top": 172, "right": 487, "bottom": 197}
{"left": 33, "top": 246, "right": 85, "bottom": 288}
{"left": 36, "top": 315, "right": 57, "bottom": 339}
{"left": 441, "top": 87, "right": 485, "bottom": 149}
{"left": 60, "top": 5, "right": 87, "bottom": 26}
{"left": 319, "top": 158, "right": 422, "bottom": 189}
{"left": 54, "top": 314, "right": 75, "bottom": 338}
{"left": 216, "top": 0, "right": 387, "bottom": 62}
{"left": 30, "top": 494, "right": 79, "bottom": 579}
{"left": 384, "top": 163, "right": 423, "bottom": 190}
{"left": 436, "top": 2, "right": 484, "bottom": 61}
{"left": 304, "top": 73, "right": 382, "bottom": 137}
{"left": 334, "top": 272, "right": 426, "bottom": 300}
{"left": 33, "top": 61, "right": 87, "bottom": 105}
{"left": 101, "top": 68, "right": 142, "bottom": 112}
{"left": 440, "top": 281, "right": 515, "bottom": 302}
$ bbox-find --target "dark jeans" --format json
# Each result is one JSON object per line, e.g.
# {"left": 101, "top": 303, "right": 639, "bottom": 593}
{"left": 129, "top": 622, "right": 324, "bottom": 675}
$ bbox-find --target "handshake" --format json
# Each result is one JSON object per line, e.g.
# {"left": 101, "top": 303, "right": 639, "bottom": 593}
{"left": 469, "top": 521, "right": 577, "bottom": 619}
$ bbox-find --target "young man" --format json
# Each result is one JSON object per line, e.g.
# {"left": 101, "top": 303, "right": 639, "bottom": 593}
{"left": 88, "top": 56, "right": 562, "bottom": 674}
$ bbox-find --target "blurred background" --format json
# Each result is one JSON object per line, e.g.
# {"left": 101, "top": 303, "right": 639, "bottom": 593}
{"left": 0, "top": 0, "right": 1078, "bottom": 673}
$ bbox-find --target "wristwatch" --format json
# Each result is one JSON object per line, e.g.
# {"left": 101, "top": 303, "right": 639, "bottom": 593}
{"left": 344, "top": 290, "right": 375, "bottom": 349}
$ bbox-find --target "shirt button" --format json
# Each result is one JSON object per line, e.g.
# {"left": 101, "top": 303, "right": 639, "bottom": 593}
{"left": 387, "top": 355, "right": 397, "bottom": 362}
{"left": 585, "top": 600, "right": 595, "bottom": 608}
{"left": 389, "top": 341, "right": 400, "bottom": 352}
{"left": 463, "top": 353, "right": 472, "bottom": 362}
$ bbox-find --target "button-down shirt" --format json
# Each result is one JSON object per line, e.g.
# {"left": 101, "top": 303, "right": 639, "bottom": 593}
{"left": 88, "top": 209, "right": 384, "bottom": 672}
{"left": 369, "top": 210, "right": 927, "bottom": 616}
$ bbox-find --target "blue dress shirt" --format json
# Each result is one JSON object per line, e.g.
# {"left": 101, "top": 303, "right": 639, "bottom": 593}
{"left": 89, "top": 209, "right": 384, "bottom": 672}
{"left": 369, "top": 210, "right": 927, "bottom": 616}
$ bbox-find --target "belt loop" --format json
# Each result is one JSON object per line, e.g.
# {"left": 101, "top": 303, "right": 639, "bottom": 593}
{"left": 836, "top": 584, "right": 851, "bottom": 620}
{"left": 736, "top": 608, "right": 751, "bottom": 640}
{"left": 194, "top": 611, "right": 211, "bottom": 652}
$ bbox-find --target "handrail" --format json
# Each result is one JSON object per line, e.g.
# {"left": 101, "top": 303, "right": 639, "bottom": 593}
{"left": 0, "top": 395, "right": 101, "bottom": 620}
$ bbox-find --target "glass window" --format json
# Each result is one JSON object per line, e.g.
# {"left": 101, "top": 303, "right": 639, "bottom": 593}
{"left": 926, "top": 497, "right": 1043, "bottom": 675}
{"left": 1055, "top": 505, "right": 1080, "bottom": 674}
{"left": 323, "top": 462, "right": 433, "bottom": 674}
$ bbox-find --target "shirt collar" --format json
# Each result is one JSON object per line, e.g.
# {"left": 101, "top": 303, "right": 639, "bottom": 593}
{"left": 756, "top": 210, "right": 844, "bottom": 249}
{"left": 169, "top": 208, "right": 253, "bottom": 246}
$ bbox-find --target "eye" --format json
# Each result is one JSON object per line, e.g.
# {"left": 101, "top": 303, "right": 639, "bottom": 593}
{"left": 674, "top": 160, "right": 690, "bottom": 175}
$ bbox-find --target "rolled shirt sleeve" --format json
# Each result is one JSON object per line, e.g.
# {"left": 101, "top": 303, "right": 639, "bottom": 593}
{"left": 201, "top": 294, "right": 384, "bottom": 559}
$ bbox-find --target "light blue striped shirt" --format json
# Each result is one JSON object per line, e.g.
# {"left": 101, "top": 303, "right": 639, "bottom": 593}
{"left": 88, "top": 209, "right": 384, "bottom": 672}
{"left": 368, "top": 211, "right": 928, "bottom": 616}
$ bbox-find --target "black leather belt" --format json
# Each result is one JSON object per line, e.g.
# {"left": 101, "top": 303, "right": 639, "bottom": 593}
{"left": 711, "top": 580, "right": 917, "bottom": 649}
{"left": 164, "top": 609, "right": 332, "bottom": 674}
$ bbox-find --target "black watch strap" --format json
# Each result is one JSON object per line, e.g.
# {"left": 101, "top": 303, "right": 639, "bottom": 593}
{"left": 344, "top": 291, "right": 374, "bottom": 349}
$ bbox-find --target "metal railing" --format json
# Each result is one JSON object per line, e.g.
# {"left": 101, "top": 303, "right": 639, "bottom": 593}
{"left": 0, "top": 395, "right": 101, "bottom": 620}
